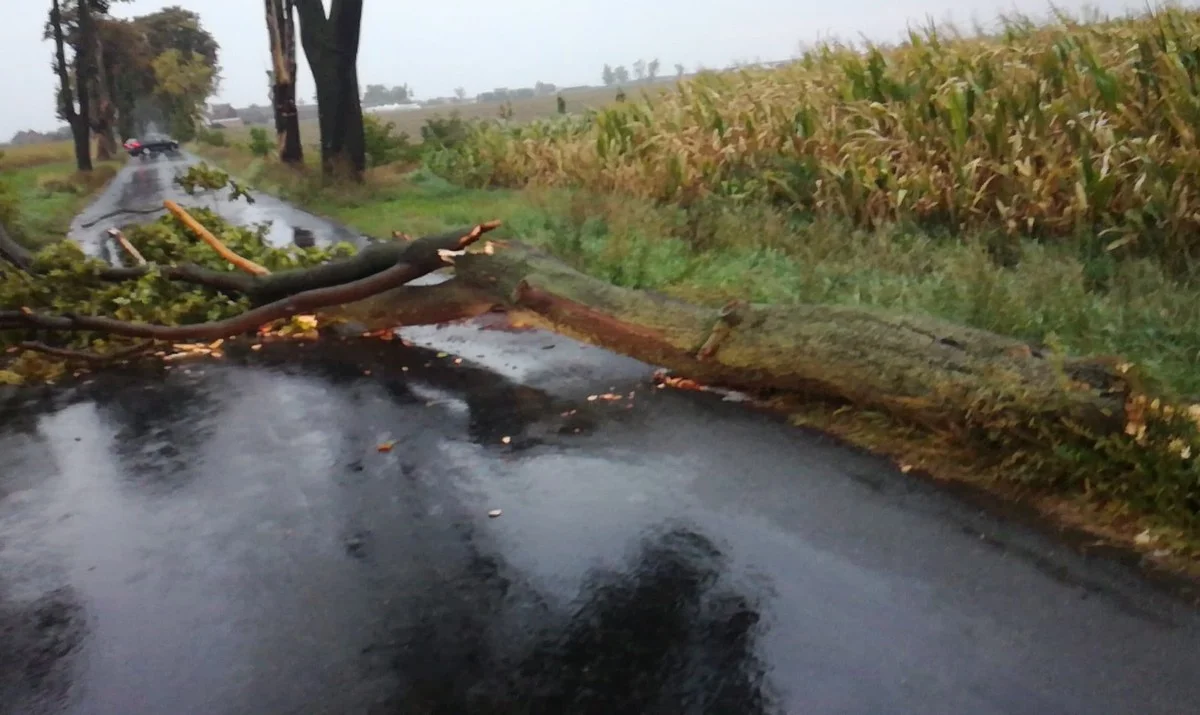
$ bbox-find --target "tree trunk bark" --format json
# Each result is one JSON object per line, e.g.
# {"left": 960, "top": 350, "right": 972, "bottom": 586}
{"left": 74, "top": 0, "right": 94, "bottom": 171}
{"left": 71, "top": 120, "right": 92, "bottom": 172}
{"left": 294, "top": 0, "right": 365, "bottom": 178}
{"left": 266, "top": 0, "right": 304, "bottom": 164}
{"left": 91, "top": 29, "right": 117, "bottom": 161}
{"left": 92, "top": 101, "right": 118, "bottom": 161}
{"left": 51, "top": 0, "right": 92, "bottom": 172}
{"left": 325, "top": 242, "right": 1130, "bottom": 442}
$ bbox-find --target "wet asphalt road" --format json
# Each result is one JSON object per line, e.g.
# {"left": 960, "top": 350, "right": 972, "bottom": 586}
{"left": 68, "top": 150, "right": 364, "bottom": 257}
{"left": 3, "top": 154, "right": 1200, "bottom": 715}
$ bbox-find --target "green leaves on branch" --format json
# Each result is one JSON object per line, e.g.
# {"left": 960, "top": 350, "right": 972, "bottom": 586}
{"left": 0, "top": 210, "right": 357, "bottom": 383}
{"left": 173, "top": 162, "right": 254, "bottom": 204}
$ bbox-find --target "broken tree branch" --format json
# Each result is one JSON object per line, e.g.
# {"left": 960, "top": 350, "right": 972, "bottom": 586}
{"left": 214, "top": 220, "right": 501, "bottom": 305}
{"left": 15, "top": 340, "right": 158, "bottom": 364}
{"left": 4, "top": 217, "right": 502, "bottom": 307}
{"left": 108, "top": 229, "right": 147, "bottom": 266}
{"left": 164, "top": 200, "right": 271, "bottom": 275}
{"left": 0, "top": 224, "right": 35, "bottom": 273}
{"left": 0, "top": 221, "right": 496, "bottom": 344}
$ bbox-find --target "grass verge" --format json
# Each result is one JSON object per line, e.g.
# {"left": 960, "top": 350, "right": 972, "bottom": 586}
{"left": 1, "top": 141, "right": 121, "bottom": 249}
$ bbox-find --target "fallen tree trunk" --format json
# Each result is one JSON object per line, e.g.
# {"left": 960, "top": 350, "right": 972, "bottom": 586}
{"left": 327, "top": 241, "right": 1130, "bottom": 441}
{"left": 3, "top": 229, "right": 1130, "bottom": 443}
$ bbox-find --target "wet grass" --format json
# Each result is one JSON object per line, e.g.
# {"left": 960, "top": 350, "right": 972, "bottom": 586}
{"left": 0, "top": 141, "right": 76, "bottom": 170}
{"left": 0, "top": 141, "right": 120, "bottom": 249}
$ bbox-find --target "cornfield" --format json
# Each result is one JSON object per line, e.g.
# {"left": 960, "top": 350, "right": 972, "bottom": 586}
{"left": 432, "top": 4, "right": 1200, "bottom": 264}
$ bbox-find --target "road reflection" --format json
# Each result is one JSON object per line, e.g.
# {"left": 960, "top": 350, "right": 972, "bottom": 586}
{"left": 374, "top": 527, "right": 775, "bottom": 715}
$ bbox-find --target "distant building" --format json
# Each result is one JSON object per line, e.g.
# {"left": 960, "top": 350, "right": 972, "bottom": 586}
{"left": 364, "top": 103, "right": 423, "bottom": 114}
{"left": 206, "top": 116, "right": 245, "bottom": 129}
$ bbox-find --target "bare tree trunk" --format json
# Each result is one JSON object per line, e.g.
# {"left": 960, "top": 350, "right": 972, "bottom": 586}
{"left": 330, "top": 242, "right": 1131, "bottom": 441}
{"left": 91, "top": 28, "right": 117, "bottom": 161}
{"left": 51, "top": 0, "right": 92, "bottom": 172}
{"left": 266, "top": 0, "right": 304, "bottom": 164}
{"left": 74, "top": 0, "right": 94, "bottom": 169}
{"left": 294, "top": 0, "right": 365, "bottom": 177}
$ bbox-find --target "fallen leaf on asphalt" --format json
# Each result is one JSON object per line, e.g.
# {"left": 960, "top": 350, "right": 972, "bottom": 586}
{"left": 377, "top": 441, "right": 396, "bottom": 453}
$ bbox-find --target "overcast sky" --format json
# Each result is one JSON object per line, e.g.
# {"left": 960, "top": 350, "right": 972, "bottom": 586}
{"left": 0, "top": 0, "right": 1155, "bottom": 139}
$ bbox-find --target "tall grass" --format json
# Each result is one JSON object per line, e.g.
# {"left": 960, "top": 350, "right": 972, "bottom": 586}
{"left": 431, "top": 4, "right": 1200, "bottom": 268}
{"left": 0, "top": 141, "right": 76, "bottom": 170}
{"left": 0, "top": 140, "right": 120, "bottom": 248}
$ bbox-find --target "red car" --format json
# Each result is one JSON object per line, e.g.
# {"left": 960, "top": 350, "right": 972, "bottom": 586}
{"left": 125, "top": 134, "right": 179, "bottom": 159}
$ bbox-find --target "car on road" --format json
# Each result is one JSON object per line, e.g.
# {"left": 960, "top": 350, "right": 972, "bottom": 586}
{"left": 127, "top": 133, "right": 181, "bottom": 160}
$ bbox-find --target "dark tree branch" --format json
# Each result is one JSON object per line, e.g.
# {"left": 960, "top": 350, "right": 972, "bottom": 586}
{"left": 3, "top": 212, "right": 501, "bottom": 306}
{"left": 93, "top": 263, "right": 255, "bottom": 294}
{"left": 0, "top": 224, "right": 36, "bottom": 273}
{"left": 234, "top": 221, "right": 501, "bottom": 305}
{"left": 16, "top": 340, "right": 158, "bottom": 364}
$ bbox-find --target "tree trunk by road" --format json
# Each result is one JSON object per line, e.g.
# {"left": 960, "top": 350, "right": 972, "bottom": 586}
{"left": 50, "top": 0, "right": 93, "bottom": 172}
{"left": 265, "top": 0, "right": 303, "bottom": 164}
{"left": 293, "top": 0, "right": 365, "bottom": 177}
